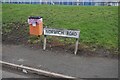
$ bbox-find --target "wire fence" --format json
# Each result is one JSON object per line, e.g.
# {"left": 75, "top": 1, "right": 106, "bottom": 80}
{"left": 1, "top": 1, "right": 120, "bottom": 6}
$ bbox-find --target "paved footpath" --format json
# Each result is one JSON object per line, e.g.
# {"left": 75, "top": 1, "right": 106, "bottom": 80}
{"left": 2, "top": 44, "right": 118, "bottom": 78}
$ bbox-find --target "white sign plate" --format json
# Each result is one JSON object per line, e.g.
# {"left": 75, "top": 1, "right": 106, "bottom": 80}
{"left": 44, "top": 28, "right": 80, "bottom": 38}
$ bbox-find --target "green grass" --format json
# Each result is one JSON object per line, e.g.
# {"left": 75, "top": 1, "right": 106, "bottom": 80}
{"left": 2, "top": 4, "right": 118, "bottom": 49}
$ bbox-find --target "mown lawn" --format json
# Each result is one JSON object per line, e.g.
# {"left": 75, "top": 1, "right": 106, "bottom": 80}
{"left": 2, "top": 4, "right": 118, "bottom": 50}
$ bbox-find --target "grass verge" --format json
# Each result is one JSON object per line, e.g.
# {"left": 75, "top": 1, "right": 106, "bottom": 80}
{"left": 2, "top": 4, "right": 118, "bottom": 55}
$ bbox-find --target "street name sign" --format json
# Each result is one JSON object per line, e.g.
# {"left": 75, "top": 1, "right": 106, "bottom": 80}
{"left": 43, "top": 28, "right": 80, "bottom": 55}
{"left": 44, "top": 28, "right": 80, "bottom": 38}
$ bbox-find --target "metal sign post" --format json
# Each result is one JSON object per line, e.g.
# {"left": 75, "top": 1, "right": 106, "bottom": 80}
{"left": 43, "top": 27, "right": 80, "bottom": 55}
{"left": 43, "top": 35, "right": 47, "bottom": 50}
{"left": 74, "top": 38, "right": 79, "bottom": 55}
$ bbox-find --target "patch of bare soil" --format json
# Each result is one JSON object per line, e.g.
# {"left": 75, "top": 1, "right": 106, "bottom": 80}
{"left": 46, "top": 41, "right": 118, "bottom": 58}
{"left": 2, "top": 22, "right": 29, "bottom": 45}
{"left": 2, "top": 22, "right": 118, "bottom": 59}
